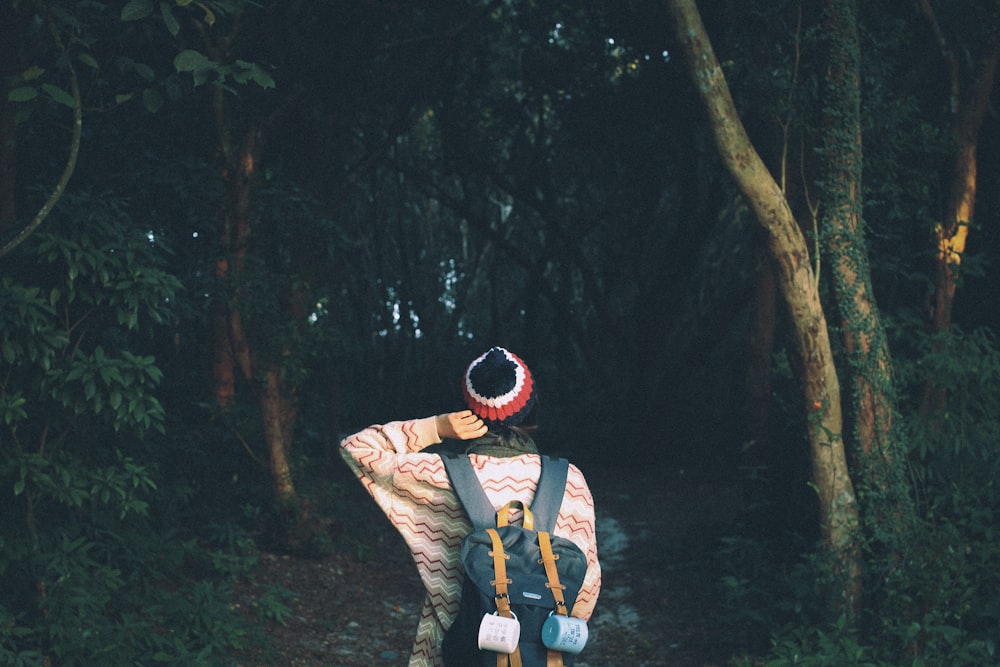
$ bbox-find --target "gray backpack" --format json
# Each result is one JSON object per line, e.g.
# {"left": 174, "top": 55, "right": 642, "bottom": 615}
{"left": 439, "top": 453, "right": 588, "bottom": 667}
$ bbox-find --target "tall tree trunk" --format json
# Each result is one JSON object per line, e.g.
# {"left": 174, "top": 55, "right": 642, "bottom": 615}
{"left": 211, "top": 258, "right": 237, "bottom": 407}
{"left": 668, "top": 0, "right": 861, "bottom": 613}
{"left": 918, "top": 0, "right": 999, "bottom": 414}
{"left": 210, "top": 83, "right": 300, "bottom": 505}
{"left": 819, "top": 0, "right": 913, "bottom": 603}
{"left": 818, "top": 0, "right": 902, "bottom": 470}
{"left": 261, "top": 364, "right": 297, "bottom": 502}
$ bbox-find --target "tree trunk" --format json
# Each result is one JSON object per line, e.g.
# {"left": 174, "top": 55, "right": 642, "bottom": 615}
{"left": 818, "top": 0, "right": 904, "bottom": 473}
{"left": 668, "top": 0, "right": 861, "bottom": 613}
{"left": 261, "top": 364, "right": 297, "bottom": 502}
{"left": 212, "top": 257, "right": 237, "bottom": 407}
{"left": 818, "top": 0, "right": 914, "bottom": 605}
{"left": 210, "top": 83, "right": 299, "bottom": 505}
{"left": 918, "top": 0, "right": 999, "bottom": 413}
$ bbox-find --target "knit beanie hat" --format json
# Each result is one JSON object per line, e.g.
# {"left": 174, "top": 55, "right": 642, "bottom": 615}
{"left": 462, "top": 347, "right": 537, "bottom": 427}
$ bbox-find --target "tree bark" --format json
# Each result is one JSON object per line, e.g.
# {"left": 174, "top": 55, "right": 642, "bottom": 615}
{"left": 918, "top": 0, "right": 999, "bottom": 414}
{"left": 261, "top": 364, "right": 297, "bottom": 502}
{"left": 210, "top": 81, "right": 300, "bottom": 505}
{"left": 818, "top": 2, "right": 916, "bottom": 607}
{"left": 818, "top": 0, "right": 904, "bottom": 475}
{"left": 668, "top": 0, "right": 860, "bottom": 612}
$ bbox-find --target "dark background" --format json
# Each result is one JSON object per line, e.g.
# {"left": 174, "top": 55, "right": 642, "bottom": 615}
{"left": 2, "top": 1, "right": 999, "bottom": 664}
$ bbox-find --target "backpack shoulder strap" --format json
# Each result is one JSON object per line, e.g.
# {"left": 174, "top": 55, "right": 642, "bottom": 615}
{"left": 530, "top": 455, "right": 569, "bottom": 533}
{"left": 441, "top": 452, "right": 569, "bottom": 533}
{"left": 440, "top": 452, "right": 496, "bottom": 530}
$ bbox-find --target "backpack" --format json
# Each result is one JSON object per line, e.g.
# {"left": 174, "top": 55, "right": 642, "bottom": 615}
{"left": 439, "top": 453, "right": 589, "bottom": 667}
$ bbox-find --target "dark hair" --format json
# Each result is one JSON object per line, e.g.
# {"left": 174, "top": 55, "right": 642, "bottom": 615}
{"left": 464, "top": 425, "right": 539, "bottom": 457}
{"left": 516, "top": 400, "right": 539, "bottom": 429}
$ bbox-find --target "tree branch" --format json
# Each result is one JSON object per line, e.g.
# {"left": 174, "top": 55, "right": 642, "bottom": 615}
{"left": 0, "top": 23, "right": 82, "bottom": 259}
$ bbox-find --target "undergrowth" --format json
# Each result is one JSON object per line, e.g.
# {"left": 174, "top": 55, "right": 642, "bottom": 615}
{"left": 723, "top": 324, "right": 1000, "bottom": 667}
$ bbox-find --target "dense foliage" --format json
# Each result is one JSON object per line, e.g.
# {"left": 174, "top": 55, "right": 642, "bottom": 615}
{"left": 0, "top": 0, "right": 998, "bottom": 664}
{"left": 0, "top": 194, "right": 259, "bottom": 664}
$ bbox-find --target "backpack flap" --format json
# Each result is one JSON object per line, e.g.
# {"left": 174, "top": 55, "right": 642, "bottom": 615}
{"left": 460, "top": 525, "right": 588, "bottom": 617}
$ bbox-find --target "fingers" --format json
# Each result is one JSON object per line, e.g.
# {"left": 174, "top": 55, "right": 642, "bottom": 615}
{"left": 452, "top": 411, "right": 487, "bottom": 439}
{"left": 436, "top": 411, "right": 487, "bottom": 440}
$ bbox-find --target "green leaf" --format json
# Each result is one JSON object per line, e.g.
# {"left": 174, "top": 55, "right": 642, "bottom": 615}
{"left": 198, "top": 3, "right": 216, "bottom": 26}
{"left": 99, "top": 364, "right": 123, "bottom": 386}
{"left": 121, "top": 0, "right": 155, "bottom": 21}
{"left": 236, "top": 62, "right": 276, "bottom": 90}
{"left": 252, "top": 68, "right": 276, "bottom": 89}
{"left": 192, "top": 67, "right": 213, "bottom": 86}
{"left": 21, "top": 66, "right": 45, "bottom": 81}
{"left": 133, "top": 62, "right": 156, "bottom": 82}
{"left": 40, "top": 83, "right": 75, "bottom": 108}
{"left": 13, "top": 479, "right": 25, "bottom": 496}
{"left": 174, "top": 49, "right": 208, "bottom": 73}
{"left": 161, "top": 1, "right": 181, "bottom": 36}
{"left": 77, "top": 53, "right": 99, "bottom": 69}
{"left": 142, "top": 88, "right": 164, "bottom": 114}
{"left": 1, "top": 340, "right": 14, "bottom": 364}
{"left": 7, "top": 87, "right": 37, "bottom": 102}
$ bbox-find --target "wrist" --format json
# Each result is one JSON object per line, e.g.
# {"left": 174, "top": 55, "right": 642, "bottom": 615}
{"left": 434, "top": 413, "right": 451, "bottom": 440}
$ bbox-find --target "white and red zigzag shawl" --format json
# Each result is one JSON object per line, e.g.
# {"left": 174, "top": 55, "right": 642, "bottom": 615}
{"left": 340, "top": 417, "right": 601, "bottom": 667}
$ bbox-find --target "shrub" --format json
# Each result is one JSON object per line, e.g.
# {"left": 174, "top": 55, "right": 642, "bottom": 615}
{"left": 727, "top": 323, "right": 1000, "bottom": 666}
{"left": 0, "top": 192, "right": 257, "bottom": 665}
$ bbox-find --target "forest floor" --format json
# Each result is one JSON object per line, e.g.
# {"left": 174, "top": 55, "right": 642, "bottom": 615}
{"left": 231, "top": 458, "right": 754, "bottom": 667}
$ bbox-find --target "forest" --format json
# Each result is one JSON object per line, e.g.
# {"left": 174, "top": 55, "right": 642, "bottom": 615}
{"left": 1, "top": 0, "right": 999, "bottom": 665}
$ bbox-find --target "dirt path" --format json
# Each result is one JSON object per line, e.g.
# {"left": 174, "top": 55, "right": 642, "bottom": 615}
{"left": 234, "top": 461, "right": 746, "bottom": 666}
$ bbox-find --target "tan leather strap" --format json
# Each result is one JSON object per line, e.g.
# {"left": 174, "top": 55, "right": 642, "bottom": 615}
{"left": 498, "top": 648, "right": 524, "bottom": 667}
{"left": 538, "top": 531, "right": 566, "bottom": 667}
{"left": 487, "top": 528, "right": 512, "bottom": 615}
{"left": 538, "top": 531, "right": 568, "bottom": 615}
{"left": 487, "top": 529, "right": 523, "bottom": 667}
{"left": 497, "top": 500, "right": 534, "bottom": 530}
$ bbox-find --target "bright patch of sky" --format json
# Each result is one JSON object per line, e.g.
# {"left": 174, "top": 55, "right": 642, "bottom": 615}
{"left": 377, "top": 285, "right": 423, "bottom": 339}
{"left": 308, "top": 297, "right": 328, "bottom": 324}
{"left": 440, "top": 258, "right": 458, "bottom": 314}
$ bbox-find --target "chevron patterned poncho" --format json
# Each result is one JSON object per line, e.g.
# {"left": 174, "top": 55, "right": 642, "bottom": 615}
{"left": 340, "top": 417, "right": 601, "bottom": 667}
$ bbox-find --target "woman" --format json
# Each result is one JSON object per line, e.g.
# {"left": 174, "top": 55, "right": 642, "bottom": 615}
{"left": 340, "top": 347, "right": 601, "bottom": 666}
